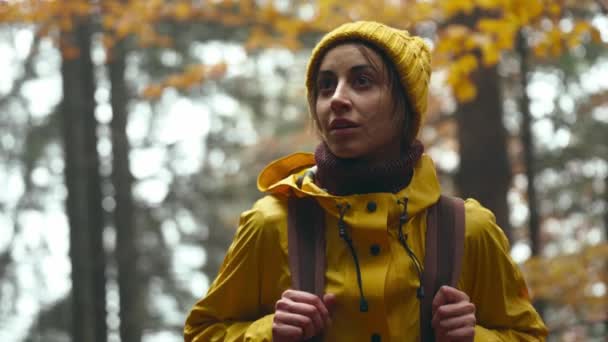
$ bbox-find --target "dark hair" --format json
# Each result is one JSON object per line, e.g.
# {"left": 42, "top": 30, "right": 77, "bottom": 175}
{"left": 308, "top": 40, "right": 416, "bottom": 147}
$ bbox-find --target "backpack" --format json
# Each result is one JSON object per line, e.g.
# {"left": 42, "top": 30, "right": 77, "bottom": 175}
{"left": 287, "top": 195, "right": 465, "bottom": 342}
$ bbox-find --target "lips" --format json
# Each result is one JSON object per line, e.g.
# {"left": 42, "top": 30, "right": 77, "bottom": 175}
{"left": 329, "top": 118, "right": 359, "bottom": 131}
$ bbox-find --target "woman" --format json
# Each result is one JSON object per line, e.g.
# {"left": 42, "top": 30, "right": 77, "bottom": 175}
{"left": 184, "top": 21, "right": 547, "bottom": 341}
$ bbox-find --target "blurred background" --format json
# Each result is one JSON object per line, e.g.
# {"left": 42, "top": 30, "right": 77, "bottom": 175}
{"left": 0, "top": 0, "right": 607, "bottom": 341}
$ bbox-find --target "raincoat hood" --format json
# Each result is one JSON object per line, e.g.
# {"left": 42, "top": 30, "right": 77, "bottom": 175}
{"left": 257, "top": 152, "right": 441, "bottom": 218}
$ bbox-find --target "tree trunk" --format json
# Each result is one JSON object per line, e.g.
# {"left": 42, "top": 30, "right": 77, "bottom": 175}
{"left": 516, "top": 29, "right": 546, "bottom": 319}
{"left": 449, "top": 10, "right": 513, "bottom": 240}
{"left": 455, "top": 62, "right": 512, "bottom": 240}
{"left": 60, "top": 16, "right": 107, "bottom": 342}
{"left": 108, "top": 39, "right": 143, "bottom": 342}
{"left": 516, "top": 30, "right": 541, "bottom": 256}
{"left": 605, "top": 173, "right": 608, "bottom": 241}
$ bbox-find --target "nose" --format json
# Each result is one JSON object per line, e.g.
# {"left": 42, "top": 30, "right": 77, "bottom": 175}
{"left": 330, "top": 81, "right": 351, "bottom": 114}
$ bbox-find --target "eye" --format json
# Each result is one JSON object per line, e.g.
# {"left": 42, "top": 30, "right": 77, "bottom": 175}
{"left": 317, "top": 76, "right": 336, "bottom": 96}
{"left": 353, "top": 74, "right": 372, "bottom": 88}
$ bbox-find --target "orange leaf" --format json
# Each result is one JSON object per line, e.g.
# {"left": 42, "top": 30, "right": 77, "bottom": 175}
{"left": 142, "top": 85, "right": 164, "bottom": 99}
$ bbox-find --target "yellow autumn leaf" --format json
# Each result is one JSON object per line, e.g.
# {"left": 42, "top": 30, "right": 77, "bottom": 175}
{"left": 496, "top": 30, "right": 516, "bottom": 50}
{"left": 458, "top": 54, "right": 478, "bottom": 74}
{"left": 454, "top": 78, "right": 477, "bottom": 102}
{"left": 590, "top": 27, "right": 603, "bottom": 44}
{"left": 115, "top": 20, "right": 131, "bottom": 39}
{"left": 259, "top": 3, "right": 279, "bottom": 22}
{"left": 281, "top": 36, "right": 301, "bottom": 51}
{"left": 548, "top": 3, "right": 561, "bottom": 17}
{"left": 207, "top": 63, "right": 228, "bottom": 79}
{"left": 481, "top": 42, "right": 500, "bottom": 66}
{"left": 174, "top": 2, "right": 191, "bottom": 21}
{"left": 239, "top": 0, "right": 254, "bottom": 16}
{"left": 73, "top": 1, "right": 92, "bottom": 16}
{"left": 142, "top": 84, "right": 164, "bottom": 99}
{"left": 573, "top": 21, "right": 591, "bottom": 34}
{"left": 245, "top": 27, "right": 268, "bottom": 51}
{"left": 566, "top": 31, "right": 582, "bottom": 49}
{"left": 533, "top": 42, "right": 548, "bottom": 58}
{"left": 549, "top": 29, "right": 563, "bottom": 56}
{"left": 440, "top": 0, "right": 475, "bottom": 17}
{"left": 475, "top": 0, "right": 501, "bottom": 10}
{"left": 166, "top": 74, "right": 190, "bottom": 89}
{"left": 478, "top": 18, "right": 501, "bottom": 34}
{"left": 411, "top": 2, "right": 434, "bottom": 22}
{"left": 525, "top": 0, "right": 543, "bottom": 19}
{"left": 445, "top": 24, "right": 470, "bottom": 38}
{"left": 446, "top": 65, "right": 462, "bottom": 88}
{"left": 185, "top": 65, "right": 205, "bottom": 83}
{"left": 102, "top": 15, "right": 116, "bottom": 30}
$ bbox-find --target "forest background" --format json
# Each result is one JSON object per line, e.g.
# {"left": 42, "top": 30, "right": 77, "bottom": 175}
{"left": 0, "top": 0, "right": 607, "bottom": 341}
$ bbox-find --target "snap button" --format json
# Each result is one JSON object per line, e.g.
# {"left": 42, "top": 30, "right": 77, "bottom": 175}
{"left": 366, "top": 201, "right": 377, "bottom": 212}
{"left": 370, "top": 244, "right": 381, "bottom": 256}
{"left": 371, "top": 333, "right": 381, "bottom": 342}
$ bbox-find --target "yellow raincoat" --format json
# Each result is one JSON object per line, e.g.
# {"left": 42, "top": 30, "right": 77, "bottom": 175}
{"left": 184, "top": 153, "right": 548, "bottom": 341}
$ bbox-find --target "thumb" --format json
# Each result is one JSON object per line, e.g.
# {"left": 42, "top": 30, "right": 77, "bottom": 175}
{"left": 323, "top": 293, "right": 337, "bottom": 314}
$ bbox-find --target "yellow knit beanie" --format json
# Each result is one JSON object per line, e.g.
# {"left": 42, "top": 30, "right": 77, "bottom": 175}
{"left": 305, "top": 21, "right": 431, "bottom": 144}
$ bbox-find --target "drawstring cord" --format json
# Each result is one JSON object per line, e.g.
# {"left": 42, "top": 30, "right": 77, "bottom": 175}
{"left": 337, "top": 202, "right": 369, "bottom": 312}
{"left": 397, "top": 198, "right": 425, "bottom": 300}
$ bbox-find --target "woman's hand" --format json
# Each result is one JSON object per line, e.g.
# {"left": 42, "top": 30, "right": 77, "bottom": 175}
{"left": 272, "top": 290, "right": 336, "bottom": 342}
{"left": 431, "top": 286, "right": 476, "bottom": 342}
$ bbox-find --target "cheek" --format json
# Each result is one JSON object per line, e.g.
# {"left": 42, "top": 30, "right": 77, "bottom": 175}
{"left": 315, "top": 102, "right": 329, "bottom": 128}
{"left": 367, "top": 109, "right": 404, "bottom": 142}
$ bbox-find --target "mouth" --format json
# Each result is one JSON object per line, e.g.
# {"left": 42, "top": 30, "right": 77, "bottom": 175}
{"left": 329, "top": 118, "right": 359, "bottom": 132}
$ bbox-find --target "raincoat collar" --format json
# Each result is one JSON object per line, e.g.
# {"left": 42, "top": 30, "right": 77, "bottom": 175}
{"left": 257, "top": 152, "right": 441, "bottom": 218}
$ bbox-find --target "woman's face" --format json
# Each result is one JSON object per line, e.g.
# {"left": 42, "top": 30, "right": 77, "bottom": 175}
{"left": 314, "top": 43, "right": 405, "bottom": 161}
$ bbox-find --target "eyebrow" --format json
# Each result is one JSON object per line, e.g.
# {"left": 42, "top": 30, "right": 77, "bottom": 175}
{"left": 318, "top": 64, "right": 375, "bottom": 76}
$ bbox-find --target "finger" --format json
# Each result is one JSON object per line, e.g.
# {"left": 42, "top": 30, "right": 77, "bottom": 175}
{"left": 283, "top": 289, "right": 324, "bottom": 305}
{"left": 285, "top": 290, "right": 330, "bottom": 315}
{"left": 274, "top": 311, "right": 315, "bottom": 339}
{"left": 284, "top": 290, "right": 329, "bottom": 330}
{"left": 441, "top": 286, "right": 470, "bottom": 303}
{"left": 284, "top": 301, "right": 324, "bottom": 334}
{"left": 437, "top": 313, "right": 476, "bottom": 331}
{"left": 432, "top": 286, "right": 470, "bottom": 315}
{"left": 272, "top": 322, "right": 303, "bottom": 342}
{"left": 432, "top": 302, "right": 476, "bottom": 328}
{"left": 446, "top": 325, "right": 476, "bottom": 340}
{"left": 435, "top": 301, "right": 476, "bottom": 320}
{"left": 323, "top": 293, "right": 337, "bottom": 325}
{"left": 432, "top": 287, "right": 446, "bottom": 315}
{"left": 276, "top": 298, "right": 324, "bottom": 334}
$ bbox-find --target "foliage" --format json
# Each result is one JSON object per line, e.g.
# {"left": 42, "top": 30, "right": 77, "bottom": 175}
{"left": 1, "top": 0, "right": 605, "bottom": 102}
{"left": 523, "top": 243, "right": 608, "bottom": 326}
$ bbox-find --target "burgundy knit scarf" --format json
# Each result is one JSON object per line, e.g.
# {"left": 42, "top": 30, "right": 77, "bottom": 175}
{"left": 313, "top": 140, "right": 424, "bottom": 196}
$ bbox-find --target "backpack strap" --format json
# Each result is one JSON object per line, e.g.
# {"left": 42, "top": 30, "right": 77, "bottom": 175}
{"left": 420, "top": 195, "right": 466, "bottom": 342}
{"left": 287, "top": 196, "right": 326, "bottom": 296}
{"left": 287, "top": 196, "right": 326, "bottom": 342}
